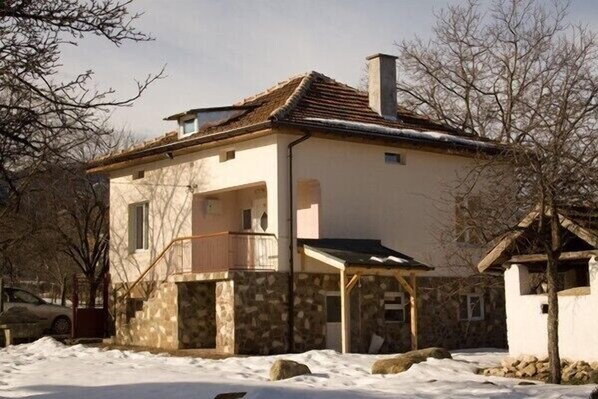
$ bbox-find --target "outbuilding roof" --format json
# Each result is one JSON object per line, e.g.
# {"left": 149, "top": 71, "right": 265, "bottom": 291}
{"left": 89, "top": 71, "right": 499, "bottom": 170}
{"left": 477, "top": 206, "right": 598, "bottom": 272}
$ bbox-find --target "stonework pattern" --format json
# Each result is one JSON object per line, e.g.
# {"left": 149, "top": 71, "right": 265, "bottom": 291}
{"left": 231, "top": 272, "right": 289, "bottom": 355}
{"left": 178, "top": 282, "right": 216, "bottom": 349}
{"left": 215, "top": 280, "right": 235, "bottom": 353}
{"left": 114, "top": 271, "right": 506, "bottom": 355}
{"left": 115, "top": 282, "right": 179, "bottom": 350}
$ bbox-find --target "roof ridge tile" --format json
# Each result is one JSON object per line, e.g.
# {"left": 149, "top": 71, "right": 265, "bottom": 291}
{"left": 269, "top": 71, "right": 321, "bottom": 121}
{"left": 233, "top": 72, "right": 310, "bottom": 106}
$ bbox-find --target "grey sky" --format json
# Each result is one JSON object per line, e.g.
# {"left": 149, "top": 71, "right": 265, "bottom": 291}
{"left": 60, "top": 0, "right": 598, "bottom": 139}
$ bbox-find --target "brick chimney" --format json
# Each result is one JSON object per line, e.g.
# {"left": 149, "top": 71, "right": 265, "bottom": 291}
{"left": 366, "top": 53, "right": 398, "bottom": 120}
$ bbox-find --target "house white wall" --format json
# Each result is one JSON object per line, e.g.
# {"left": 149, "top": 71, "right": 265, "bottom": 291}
{"left": 281, "top": 134, "right": 482, "bottom": 276}
{"left": 109, "top": 129, "right": 485, "bottom": 283}
{"left": 108, "top": 133, "right": 282, "bottom": 283}
{"left": 504, "top": 258, "right": 598, "bottom": 361}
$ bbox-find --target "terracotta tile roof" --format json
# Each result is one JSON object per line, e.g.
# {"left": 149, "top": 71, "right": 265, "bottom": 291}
{"left": 90, "top": 71, "right": 496, "bottom": 169}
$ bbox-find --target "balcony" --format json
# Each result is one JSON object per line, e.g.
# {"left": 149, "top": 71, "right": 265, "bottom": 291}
{"left": 154, "top": 231, "right": 278, "bottom": 279}
{"left": 189, "top": 231, "right": 278, "bottom": 273}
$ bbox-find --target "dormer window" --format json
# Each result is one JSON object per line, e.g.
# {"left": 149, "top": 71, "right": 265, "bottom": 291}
{"left": 182, "top": 117, "right": 196, "bottom": 135}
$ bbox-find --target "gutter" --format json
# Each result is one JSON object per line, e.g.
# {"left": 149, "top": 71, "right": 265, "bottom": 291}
{"left": 287, "top": 131, "right": 311, "bottom": 352}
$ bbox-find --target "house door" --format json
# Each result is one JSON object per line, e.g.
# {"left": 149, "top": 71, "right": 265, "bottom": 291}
{"left": 325, "top": 292, "right": 342, "bottom": 352}
{"left": 251, "top": 198, "right": 268, "bottom": 232}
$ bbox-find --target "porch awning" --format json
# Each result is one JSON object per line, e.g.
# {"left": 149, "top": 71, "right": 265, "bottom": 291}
{"left": 297, "top": 238, "right": 433, "bottom": 272}
{"left": 297, "top": 238, "right": 431, "bottom": 354}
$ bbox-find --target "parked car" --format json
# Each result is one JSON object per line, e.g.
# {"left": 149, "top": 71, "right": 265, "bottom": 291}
{"left": 1, "top": 287, "right": 71, "bottom": 335}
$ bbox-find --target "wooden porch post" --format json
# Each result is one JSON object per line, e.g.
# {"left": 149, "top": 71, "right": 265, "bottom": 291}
{"left": 410, "top": 273, "right": 418, "bottom": 351}
{"left": 340, "top": 269, "right": 349, "bottom": 354}
{"left": 340, "top": 271, "right": 361, "bottom": 354}
{"left": 395, "top": 272, "right": 418, "bottom": 351}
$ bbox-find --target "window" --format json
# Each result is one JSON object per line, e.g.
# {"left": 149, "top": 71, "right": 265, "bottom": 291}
{"left": 455, "top": 196, "right": 481, "bottom": 244}
{"left": 326, "top": 295, "right": 341, "bottom": 323}
{"left": 241, "top": 208, "right": 252, "bottom": 231}
{"left": 182, "top": 118, "right": 196, "bottom": 135}
{"left": 220, "top": 150, "right": 236, "bottom": 162}
{"left": 133, "top": 170, "right": 145, "bottom": 180}
{"left": 9, "top": 289, "right": 43, "bottom": 304}
{"left": 384, "top": 292, "right": 406, "bottom": 322}
{"left": 130, "top": 202, "right": 149, "bottom": 251}
{"left": 385, "top": 152, "right": 404, "bottom": 165}
{"left": 459, "top": 294, "right": 484, "bottom": 321}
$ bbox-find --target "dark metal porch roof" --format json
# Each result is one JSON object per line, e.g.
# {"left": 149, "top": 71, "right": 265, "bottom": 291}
{"left": 297, "top": 238, "right": 433, "bottom": 271}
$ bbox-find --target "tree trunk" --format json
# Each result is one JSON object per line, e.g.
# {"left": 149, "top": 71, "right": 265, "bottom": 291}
{"left": 546, "top": 253, "right": 561, "bottom": 383}
{"left": 546, "top": 208, "right": 562, "bottom": 384}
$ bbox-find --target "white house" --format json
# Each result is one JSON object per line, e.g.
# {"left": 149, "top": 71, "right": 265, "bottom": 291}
{"left": 90, "top": 54, "right": 507, "bottom": 355}
{"left": 478, "top": 207, "right": 598, "bottom": 361}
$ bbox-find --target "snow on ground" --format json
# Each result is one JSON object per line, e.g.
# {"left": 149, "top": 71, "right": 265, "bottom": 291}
{"left": 0, "top": 338, "right": 594, "bottom": 399}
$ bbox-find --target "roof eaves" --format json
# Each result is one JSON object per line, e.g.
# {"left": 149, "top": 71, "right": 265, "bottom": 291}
{"left": 273, "top": 120, "right": 502, "bottom": 155}
{"left": 87, "top": 121, "right": 272, "bottom": 171}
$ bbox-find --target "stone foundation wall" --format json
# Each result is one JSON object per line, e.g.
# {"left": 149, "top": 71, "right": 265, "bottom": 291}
{"left": 114, "top": 271, "right": 506, "bottom": 355}
{"left": 417, "top": 275, "right": 507, "bottom": 349}
{"left": 292, "top": 273, "right": 506, "bottom": 353}
{"left": 230, "top": 272, "right": 289, "bottom": 355}
{"left": 115, "top": 282, "right": 179, "bottom": 350}
{"left": 178, "top": 282, "right": 216, "bottom": 349}
{"left": 215, "top": 280, "right": 235, "bottom": 353}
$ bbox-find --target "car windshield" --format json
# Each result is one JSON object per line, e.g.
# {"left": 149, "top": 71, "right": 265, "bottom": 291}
{"left": 10, "top": 289, "right": 43, "bottom": 304}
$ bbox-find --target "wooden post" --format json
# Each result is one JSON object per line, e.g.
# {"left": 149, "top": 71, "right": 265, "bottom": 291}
{"left": 394, "top": 272, "right": 418, "bottom": 351}
{"left": 410, "top": 273, "right": 418, "bottom": 351}
{"left": 340, "top": 269, "right": 350, "bottom": 354}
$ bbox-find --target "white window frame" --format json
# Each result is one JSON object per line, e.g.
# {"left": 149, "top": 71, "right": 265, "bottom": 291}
{"left": 384, "top": 291, "right": 406, "bottom": 323}
{"left": 459, "top": 293, "right": 485, "bottom": 321}
{"left": 129, "top": 202, "right": 149, "bottom": 252}
{"left": 180, "top": 116, "right": 197, "bottom": 136}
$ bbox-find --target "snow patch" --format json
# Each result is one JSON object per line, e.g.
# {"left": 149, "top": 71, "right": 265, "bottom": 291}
{"left": 0, "top": 338, "right": 593, "bottom": 399}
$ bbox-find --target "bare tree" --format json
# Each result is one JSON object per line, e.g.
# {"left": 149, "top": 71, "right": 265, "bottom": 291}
{"left": 396, "top": 0, "right": 598, "bottom": 383}
{"left": 0, "top": 0, "right": 163, "bottom": 203}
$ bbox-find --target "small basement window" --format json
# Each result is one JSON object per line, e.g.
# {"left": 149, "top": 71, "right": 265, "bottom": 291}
{"left": 132, "top": 170, "right": 145, "bottom": 180}
{"left": 459, "top": 294, "right": 484, "bottom": 321}
{"left": 220, "top": 150, "right": 236, "bottom": 162}
{"left": 385, "top": 152, "right": 404, "bottom": 165}
{"left": 384, "top": 292, "right": 406, "bottom": 323}
{"left": 182, "top": 118, "right": 196, "bottom": 135}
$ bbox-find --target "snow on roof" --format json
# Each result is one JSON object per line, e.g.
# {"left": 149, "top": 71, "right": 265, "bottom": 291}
{"left": 304, "top": 118, "right": 495, "bottom": 149}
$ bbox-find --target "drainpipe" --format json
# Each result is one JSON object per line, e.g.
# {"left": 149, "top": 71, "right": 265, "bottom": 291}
{"left": 287, "top": 132, "right": 311, "bottom": 352}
